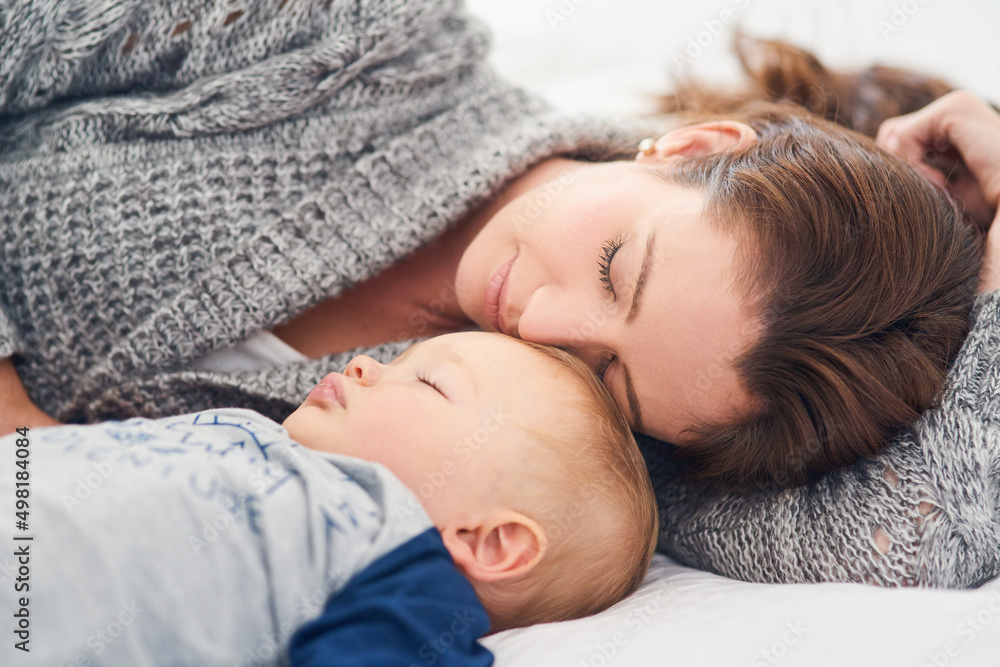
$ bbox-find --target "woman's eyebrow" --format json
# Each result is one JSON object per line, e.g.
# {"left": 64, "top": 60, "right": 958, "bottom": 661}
{"left": 625, "top": 231, "right": 656, "bottom": 324}
{"left": 619, "top": 232, "right": 653, "bottom": 430}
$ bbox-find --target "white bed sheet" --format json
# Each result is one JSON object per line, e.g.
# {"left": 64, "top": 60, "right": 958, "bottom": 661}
{"left": 484, "top": 554, "right": 1000, "bottom": 666}
{"left": 465, "top": 1, "right": 1000, "bottom": 664}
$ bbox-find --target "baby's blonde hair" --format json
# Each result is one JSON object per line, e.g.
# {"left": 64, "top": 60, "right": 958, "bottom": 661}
{"left": 475, "top": 340, "right": 658, "bottom": 632}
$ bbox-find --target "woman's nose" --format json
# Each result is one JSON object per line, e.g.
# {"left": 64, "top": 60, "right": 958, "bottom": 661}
{"left": 343, "top": 355, "right": 382, "bottom": 385}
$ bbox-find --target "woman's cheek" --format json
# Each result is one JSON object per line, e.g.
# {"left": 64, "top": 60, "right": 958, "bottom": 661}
{"left": 453, "top": 266, "right": 485, "bottom": 325}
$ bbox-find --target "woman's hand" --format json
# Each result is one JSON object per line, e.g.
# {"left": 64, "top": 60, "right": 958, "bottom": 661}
{"left": 877, "top": 90, "right": 1000, "bottom": 292}
{"left": 0, "top": 357, "right": 61, "bottom": 436}
{"left": 877, "top": 90, "right": 1000, "bottom": 228}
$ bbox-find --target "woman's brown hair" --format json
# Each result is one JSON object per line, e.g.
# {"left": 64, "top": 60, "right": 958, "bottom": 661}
{"left": 660, "top": 103, "right": 980, "bottom": 489}
{"left": 642, "top": 37, "right": 985, "bottom": 488}
{"left": 659, "top": 34, "right": 955, "bottom": 139}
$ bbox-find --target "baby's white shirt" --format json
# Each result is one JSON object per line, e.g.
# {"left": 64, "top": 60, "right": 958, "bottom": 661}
{"left": 192, "top": 330, "right": 308, "bottom": 372}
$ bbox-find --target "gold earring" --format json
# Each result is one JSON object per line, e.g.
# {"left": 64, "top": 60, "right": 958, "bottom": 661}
{"left": 638, "top": 138, "right": 656, "bottom": 155}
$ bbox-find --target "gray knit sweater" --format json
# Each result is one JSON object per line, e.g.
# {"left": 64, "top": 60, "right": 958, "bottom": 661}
{"left": 2, "top": 0, "right": 998, "bottom": 589}
{"left": 0, "top": 0, "right": 643, "bottom": 419}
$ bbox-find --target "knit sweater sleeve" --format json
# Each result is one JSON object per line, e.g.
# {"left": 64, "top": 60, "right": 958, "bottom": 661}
{"left": 0, "top": 309, "right": 23, "bottom": 360}
{"left": 0, "top": 1, "right": 488, "bottom": 154}
{"left": 653, "top": 290, "right": 1000, "bottom": 588}
{"left": 0, "top": 1, "right": 472, "bottom": 124}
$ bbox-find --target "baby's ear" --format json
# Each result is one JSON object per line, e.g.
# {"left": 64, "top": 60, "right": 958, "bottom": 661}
{"left": 440, "top": 510, "right": 547, "bottom": 583}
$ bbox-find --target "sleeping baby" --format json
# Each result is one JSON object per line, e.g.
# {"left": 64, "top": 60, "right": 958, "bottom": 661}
{"left": 1, "top": 332, "right": 656, "bottom": 666}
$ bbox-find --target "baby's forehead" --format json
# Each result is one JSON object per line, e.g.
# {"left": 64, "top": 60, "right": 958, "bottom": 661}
{"left": 461, "top": 334, "right": 593, "bottom": 402}
{"left": 423, "top": 336, "right": 609, "bottom": 453}
{"left": 432, "top": 332, "right": 576, "bottom": 373}
{"left": 408, "top": 332, "right": 588, "bottom": 397}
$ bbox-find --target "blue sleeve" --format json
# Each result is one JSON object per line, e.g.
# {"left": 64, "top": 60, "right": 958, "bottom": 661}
{"left": 288, "top": 528, "right": 494, "bottom": 667}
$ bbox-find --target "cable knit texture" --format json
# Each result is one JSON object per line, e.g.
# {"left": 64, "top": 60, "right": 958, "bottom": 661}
{"left": 0, "top": 0, "right": 645, "bottom": 421}
{"left": 2, "top": 0, "right": 998, "bottom": 590}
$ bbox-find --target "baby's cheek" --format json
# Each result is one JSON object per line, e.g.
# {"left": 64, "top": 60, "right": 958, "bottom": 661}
{"left": 357, "top": 397, "right": 424, "bottom": 457}
{"left": 281, "top": 407, "right": 325, "bottom": 450}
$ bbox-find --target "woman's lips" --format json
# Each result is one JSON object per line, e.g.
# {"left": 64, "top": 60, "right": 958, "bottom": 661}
{"left": 485, "top": 253, "right": 517, "bottom": 334}
{"left": 307, "top": 372, "right": 346, "bottom": 408}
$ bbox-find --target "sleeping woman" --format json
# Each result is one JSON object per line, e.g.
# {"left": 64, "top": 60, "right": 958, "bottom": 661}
{"left": 0, "top": 0, "right": 996, "bottom": 589}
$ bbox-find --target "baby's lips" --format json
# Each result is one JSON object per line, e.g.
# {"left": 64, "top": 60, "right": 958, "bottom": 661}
{"left": 307, "top": 373, "right": 347, "bottom": 408}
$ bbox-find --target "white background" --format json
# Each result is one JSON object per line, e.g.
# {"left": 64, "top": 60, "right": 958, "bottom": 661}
{"left": 465, "top": 0, "right": 1000, "bottom": 117}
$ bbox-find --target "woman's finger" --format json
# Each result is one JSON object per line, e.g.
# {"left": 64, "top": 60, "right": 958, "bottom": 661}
{"left": 877, "top": 113, "right": 950, "bottom": 189}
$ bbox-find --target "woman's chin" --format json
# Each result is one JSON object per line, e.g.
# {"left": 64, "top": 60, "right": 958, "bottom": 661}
{"left": 452, "top": 282, "right": 487, "bottom": 331}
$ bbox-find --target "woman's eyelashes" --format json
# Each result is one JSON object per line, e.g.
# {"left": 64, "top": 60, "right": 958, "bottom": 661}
{"left": 598, "top": 235, "right": 623, "bottom": 299}
{"left": 595, "top": 353, "right": 616, "bottom": 381}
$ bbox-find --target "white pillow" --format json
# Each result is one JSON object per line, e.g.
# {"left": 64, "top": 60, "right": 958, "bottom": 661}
{"left": 484, "top": 554, "right": 1000, "bottom": 666}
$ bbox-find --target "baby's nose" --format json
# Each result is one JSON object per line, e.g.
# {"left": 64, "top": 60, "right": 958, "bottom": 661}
{"left": 344, "top": 355, "right": 381, "bottom": 385}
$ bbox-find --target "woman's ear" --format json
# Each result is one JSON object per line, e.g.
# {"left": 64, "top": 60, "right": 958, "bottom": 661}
{"left": 440, "top": 510, "right": 548, "bottom": 583}
{"left": 636, "top": 120, "right": 757, "bottom": 163}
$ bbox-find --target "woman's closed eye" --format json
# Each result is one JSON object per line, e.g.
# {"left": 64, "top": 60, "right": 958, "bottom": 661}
{"left": 595, "top": 353, "right": 616, "bottom": 381}
{"left": 598, "top": 235, "right": 623, "bottom": 299}
{"left": 595, "top": 355, "right": 640, "bottom": 430}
